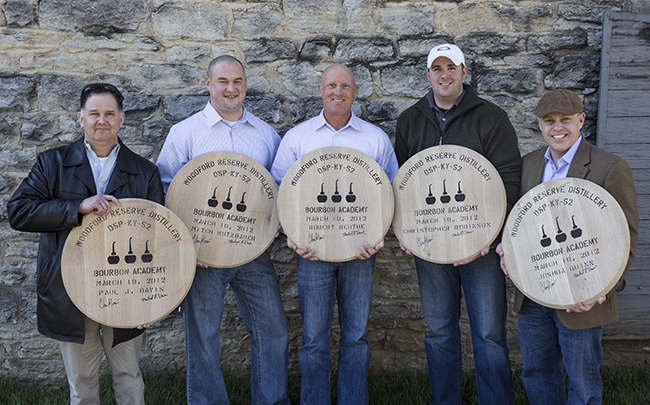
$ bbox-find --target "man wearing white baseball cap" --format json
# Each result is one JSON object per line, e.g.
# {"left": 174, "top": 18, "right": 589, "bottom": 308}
{"left": 395, "top": 44, "right": 521, "bottom": 404}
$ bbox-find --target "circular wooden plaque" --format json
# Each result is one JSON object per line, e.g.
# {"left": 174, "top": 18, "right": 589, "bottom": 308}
{"left": 392, "top": 145, "right": 507, "bottom": 263}
{"left": 277, "top": 146, "right": 394, "bottom": 262}
{"left": 165, "top": 152, "right": 279, "bottom": 268}
{"left": 502, "top": 178, "right": 630, "bottom": 309}
{"left": 61, "top": 198, "right": 196, "bottom": 328}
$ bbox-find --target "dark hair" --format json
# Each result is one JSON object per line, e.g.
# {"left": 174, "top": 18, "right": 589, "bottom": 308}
{"left": 79, "top": 83, "right": 124, "bottom": 112}
{"left": 207, "top": 55, "right": 245, "bottom": 78}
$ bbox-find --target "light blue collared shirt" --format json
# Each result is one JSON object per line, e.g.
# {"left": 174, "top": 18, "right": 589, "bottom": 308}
{"left": 270, "top": 110, "right": 399, "bottom": 186}
{"left": 542, "top": 136, "right": 582, "bottom": 183}
{"left": 156, "top": 102, "right": 281, "bottom": 194}
{"left": 84, "top": 139, "right": 120, "bottom": 194}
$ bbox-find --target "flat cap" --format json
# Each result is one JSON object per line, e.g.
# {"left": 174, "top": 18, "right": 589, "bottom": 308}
{"left": 535, "top": 89, "right": 584, "bottom": 117}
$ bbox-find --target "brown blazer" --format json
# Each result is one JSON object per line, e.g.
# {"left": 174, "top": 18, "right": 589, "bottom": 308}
{"left": 513, "top": 139, "right": 639, "bottom": 330}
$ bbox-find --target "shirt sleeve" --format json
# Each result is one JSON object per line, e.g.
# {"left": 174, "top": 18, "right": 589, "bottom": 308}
{"left": 156, "top": 124, "right": 190, "bottom": 195}
{"left": 270, "top": 132, "right": 298, "bottom": 187}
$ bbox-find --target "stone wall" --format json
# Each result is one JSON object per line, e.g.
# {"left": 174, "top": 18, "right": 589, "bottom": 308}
{"left": 1, "top": 0, "right": 649, "bottom": 383}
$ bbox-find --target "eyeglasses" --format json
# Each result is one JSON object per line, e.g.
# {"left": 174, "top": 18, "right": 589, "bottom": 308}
{"left": 81, "top": 83, "right": 120, "bottom": 94}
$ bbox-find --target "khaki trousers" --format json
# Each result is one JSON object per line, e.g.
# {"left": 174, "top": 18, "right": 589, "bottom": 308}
{"left": 58, "top": 317, "right": 145, "bottom": 405}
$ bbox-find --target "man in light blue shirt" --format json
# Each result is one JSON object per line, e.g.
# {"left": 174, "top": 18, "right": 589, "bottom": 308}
{"left": 271, "top": 63, "right": 398, "bottom": 405}
{"left": 156, "top": 56, "right": 289, "bottom": 405}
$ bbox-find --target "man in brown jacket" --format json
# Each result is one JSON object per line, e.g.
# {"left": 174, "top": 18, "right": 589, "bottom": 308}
{"left": 498, "top": 89, "right": 638, "bottom": 405}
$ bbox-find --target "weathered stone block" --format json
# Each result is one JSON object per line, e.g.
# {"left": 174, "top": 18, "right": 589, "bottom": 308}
{"left": 245, "top": 39, "right": 299, "bottom": 64}
{"left": 233, "top": 5, "right": 282, "bottom": 39}
{"left": 40, "top": 0, "right": 149, "bottom": 33}
{"left": 162, "top": 94, "right": 207, "bottom": 125}
{"left": 3, "top": 0, "right": 38, "bottom": 27}
{"left": 457, "top": 33, "right": 523, "bottom": 57}
{"left": 126, "top": 64, "right": 205, "bottom": 93}
{"left": 544, "top": 54, "right": 600, "bottom": 89}
{"left": 244, "top": 95, "right": 285, "bottom": 124}
{"left": 0, "top": 147, "right": 38, "bottom": 171}
{"left": 375, "top": 272, "right": 420, "bottom": 299}
{"left": 341, "top": 0, "right": 377, "bottom": 32}
{"left": 379, "top": 63, "right": 430, "bottom": 98}
{"left": 0, "top": 293, "right": 17, "bottom": 323}
{"left": 367, "top": 100, "right": 399, "bottom": 122}
{"left": 20, "top": 115, "right": 61, "bottom": 142}
{"left": 476, "top": 68, "right": 543, "bottom": 94}
{"left": 527, "top": 29, "right": 589, "bottom": 53}
{"left": 289, "top": 97, "right": 323, "bottom": 123}
{"left": 334, "top": 37, "right": 395, "bottom": 62}
{"left": 299, "top": 36, "right": 334, "bottom": 62}
{"left": 489, "top": 3, "right": 553, "bottom": 28}
{"left": 278, "top": 63, "right": 321, "bottom": 98}
{"left": 350, "top": 64, "right": 373, "bottom": 99}
{"left": 152, "top": 3, "right": 227, "bottom": 41}
{"left": 0, "top": 76, "right": 37, "bottom": 112}
{"left": 380, "top": 4, "right": 436, "bottom": 36}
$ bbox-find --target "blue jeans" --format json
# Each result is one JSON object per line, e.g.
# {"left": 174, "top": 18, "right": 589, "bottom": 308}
{"left": 518, "top": 298, "right": 603, "bottom": 405}
{"left": 297, "top": 256, "right": 375, "bottom": 405}
{"left": 414, "top": 252, "right": 513, "bottom": 405}
{"left": 184, "top": 252, "right": 289, "bottom": 405}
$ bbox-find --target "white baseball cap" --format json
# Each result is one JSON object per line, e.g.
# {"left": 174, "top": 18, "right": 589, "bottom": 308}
{"left": 427, "top": 44, "right": 465, "bottom": 69}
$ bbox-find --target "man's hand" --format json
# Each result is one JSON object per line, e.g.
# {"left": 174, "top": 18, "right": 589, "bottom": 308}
{"left": 398, "top": 242, "right": 412, "bottom": 255}
{"left": 137, "top": 324, "right": 150, "bottom": 330}
{"left": 453, "top": 247, "right": 490, "bottom": 267}
{"left": 495, "top": 243, "right": 508, "bottom": 275}
{"left": 567, "top": 296, "right": 607, "bottom": 313}
{"left": 79, "top": 194, "right": 119, "bottom": 217}
{"left": 357, "top": 239, "right": 384, "bottom": 260}
{"left": 288, "top": 240, "right": 318, "bottom": 261}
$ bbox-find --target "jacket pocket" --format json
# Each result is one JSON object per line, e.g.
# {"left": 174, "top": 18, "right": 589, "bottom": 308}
{"left": 37, "top": 251, "right": 57, "bottom": 293}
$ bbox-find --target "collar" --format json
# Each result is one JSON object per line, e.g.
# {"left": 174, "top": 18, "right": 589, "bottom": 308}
{"left": 426, "top": 89, "right": 467, "bottom": 111}
{"left": 544, "top": 136, "right": 582, "bottom": 169}
{"left": 204, "top": 102, "right": 251, "bottom": 127}
{"left": 314, "top": 109, "right": 362, "bottom": 132}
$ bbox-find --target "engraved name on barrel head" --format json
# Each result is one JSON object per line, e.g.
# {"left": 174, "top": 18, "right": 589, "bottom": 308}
{"left": 62, "top": 198, "right": 196, "bottom": 328}
{"left": 392, "top": 145, "right": 507, "bottom": 264}
{"left": 277, "top": 146, "right": 394, "bottom": 262}
{"left": 166, "top": 152, "right": 279, "bottom": 268}
{"left": 502, "top": 178, "right": 630, "bottom": 309}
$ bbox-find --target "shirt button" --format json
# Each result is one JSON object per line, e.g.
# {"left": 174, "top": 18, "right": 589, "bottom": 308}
{"left": 442, "top": 118, "right": 446, "bottom": 121}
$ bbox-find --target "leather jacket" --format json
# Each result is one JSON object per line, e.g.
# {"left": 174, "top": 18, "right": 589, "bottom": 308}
{"left": 7, "top": 137, "right": 164, "bottom": 345}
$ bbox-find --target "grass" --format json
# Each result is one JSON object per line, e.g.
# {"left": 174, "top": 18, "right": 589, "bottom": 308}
{"left": 0, "top": 366, "right": 649, "bottom": 404}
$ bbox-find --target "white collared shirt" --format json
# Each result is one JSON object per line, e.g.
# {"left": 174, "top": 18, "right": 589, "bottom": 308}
{"left": 270, "top": 110, "right": 399, "bottom": 186}
{"left": 156, "top": 102, "right": 281, "bottom": 193}
{"left": 542, "top": 136, "right": 582, "bottom": 183}
{"left": 84, "top": 139, "right": 120, "bottom": 194}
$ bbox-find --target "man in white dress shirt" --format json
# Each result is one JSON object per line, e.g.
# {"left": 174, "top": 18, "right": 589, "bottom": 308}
{"left": 271, "top": 63, "right": 398, "bottom": 405}
{"left": 156, "top": 56, "right": 289, "bottom": 405}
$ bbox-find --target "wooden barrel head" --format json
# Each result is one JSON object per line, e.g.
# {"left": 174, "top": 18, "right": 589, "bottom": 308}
{"left": 61, "top": 198, "right": 196, "bottom": 328}
{"left": 392, "top": 145, "right": 507, "bottom": 263}
{"left": 502, "top": 178, "right": 630, "bottom": 309}
{"left": 165, "top": 152, "right": 279, "bottom": 268}
{"left": 277, "top": 146, "right": 394, "bottom": 262}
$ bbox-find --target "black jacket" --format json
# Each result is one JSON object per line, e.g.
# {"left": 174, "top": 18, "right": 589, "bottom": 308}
{"left": 395, "top": 85, "right": 522, "bottom": 206}
{"left": 7, "top": 137, "right": 164, "bottom": 345}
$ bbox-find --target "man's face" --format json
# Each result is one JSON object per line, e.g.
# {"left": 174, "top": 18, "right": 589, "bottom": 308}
{"left": 78, "top": 93, "right": 124, "bottom": 155}
{"left": 318, "top": 64, "right": 358, "bottom": 121}
{"left": 206, "top": 61, "right": 247, "bottom": 121}
{"left": 538, "top": 112, "right": 585, "bottom": 161}
{"left": 426, "top": 56, "right": 468, "bottom": 109}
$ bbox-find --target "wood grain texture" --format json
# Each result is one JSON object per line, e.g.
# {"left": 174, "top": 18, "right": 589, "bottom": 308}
{"left": 61, "top": 198, "right": 196, "bottom": 328}
{"left": 502, "top": 178, "right": 629, "bottom": 309}
{"left": 166, "top": 152, "right": 279, "bottom": 268}
{"left": 392, "top": 145, "right": 506, "bottom": 263}
{"left": 277, "top": 146, "right": 393, "bottom": 262}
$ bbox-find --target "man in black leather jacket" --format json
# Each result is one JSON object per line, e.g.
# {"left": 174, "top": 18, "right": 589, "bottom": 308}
{"left": 7, "top": 83, "right": 164, "bottom": 405}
